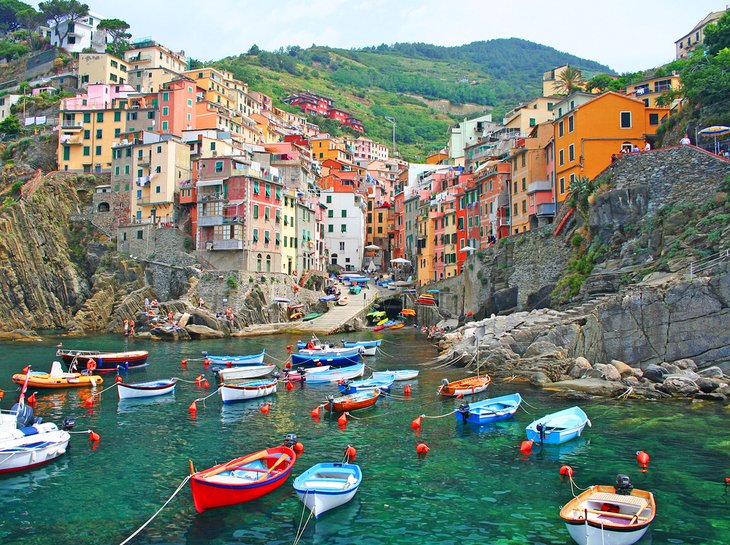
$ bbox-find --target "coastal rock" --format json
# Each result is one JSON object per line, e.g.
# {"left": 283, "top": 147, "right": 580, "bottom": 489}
{"left": 610, "top": 359, "right": 633, "bottom": 377}
{"left": 545, "top": 378, "right": 626, "bottom": 397}
{"left": 0, "top": 329, "right": 41, "bottom": 341}
{"left": 530, "top": 371, "right": 551, "bottom": 386}
{"left": 657, "top": 376, "right": 699, "bottom": 396}
{"left": 672, "top": 358, "right": 698, "bottom": 371}
{"left": 693, "top": 392, "right": 727, "bottom": 402}
{"left": 186, "top": 324, "right": 225, "bottom": 339}
{"left": 574, "top": 356, "right": 591, "bottom": 368}
{"left": 696, "top": 377, "right": 718, "bottom": 393}
{"left": 660, "top": 362, "right": 682, "bottom": 375}
{"left": 588, "top": 363, "right": 622, "bottom": 381}
{"left": 698, "top": 366, "right": 724, "bottom": 379}
{"left": 642, "top": 364, "right": 668, "bottom": 383}
{"left": 524, "top": 340, "right": 563, "bottom": 359}
{"left": 568, "top": 356, "right": 592, "bottom": 379}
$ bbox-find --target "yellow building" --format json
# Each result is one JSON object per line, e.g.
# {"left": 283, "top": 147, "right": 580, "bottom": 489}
{"left": 78, "top": 53, "right": 129, "bottom": 86}
{"left": 129, "top": 137, "right": 190, "bottom": 224}
{"left": 124, "top": 40, "right": 187, "bottom": 74}
{"left": 503, "top": 96, "right": 556, "bottom": 135}
{"left": 624, "top": 74, "right": 682, "bottom": 109}
{"left": 542, "top": 65, "right": 592, "bottom": 97}
{"left": 127, "top": 67, "right": 179, "bottom": 93}
{"left": 675, "top": 10, "right": 727, "bottom": 59}
{"left": 281, "top": 189, "right": 298, "bottom": 274}
{"left": 311, "top": 135, "right": 353, "bottom": 163}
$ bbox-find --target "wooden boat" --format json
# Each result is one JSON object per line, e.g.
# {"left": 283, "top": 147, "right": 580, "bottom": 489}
{"left": 282, "top": 365, "right": 331, "bottom": 382}
{"left": 525, "top": 406, "right": 590, "bottom": 445}
{"left": 298, "top": 346, "right": 361, "bottom": 358}
{"left": 190, "top": 445, "right": 296, "bottom": 512}
{"left": 58, "top": 349, "right": 148, "bottom": 373}
{"left": 12, "top": 361, "right": 103, "bottom": 389}
{"left": 390, "top": 323, "right": 404, "bottom": 330}
{"left": 204, "top": 350, "right": 265, "bottom": 366}
{"left": 117, "top": 378, "right": 177, "bottom": 400}
{"left": 342, "top": 339, "right": 381, "bottom": 356}
{"left": 216, "top": 363, "right": 276, "bottom": 383}
{"left": 0, "top": 398, "right": 70, "bottom": 473}
{"left": 220, "top": 379, "right": 278, "bottom": 404}
{"left": 293, "top": 462, "right": 362, "bottom": 518}
{"left": 371, "top": 369, "right": 419, "bottom": 381}
{"left": 291, "top": 352, "right": 361, "bottom": 369}
{"left": 560, "top": 475, "right": 656, "bottom": 545}
{"left": 303, "top": 363, "right": 365, "bottom": 384}
{"left": 325, "top": 390, "right": 380, "bottom": 412}
{"left": 337, "top": 296, "right": 350, "bottom": 306}
{"left": 302, "top": 312, "right": 323, "bottom": 322}
{"left": 455, "top": 393, "right": 522, "bottom": 425}
{"left": 338, "top": 376, "right": 394, "bottom": 394}
{"left": 438, "top": 375, "right": 491, "bottom": 397}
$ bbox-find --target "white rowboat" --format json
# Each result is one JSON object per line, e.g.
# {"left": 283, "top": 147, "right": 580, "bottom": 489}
{"left": 220, "top": 379, "right": 278, "bottom": 404}
{"left": 117, "top": 379, "right": 177, "bottom": 400}
{"left": 217, "top": 363, "right": 276, "bottom": 383}
{"left": 293, "top": 462, "right": 362, "bottom": 518}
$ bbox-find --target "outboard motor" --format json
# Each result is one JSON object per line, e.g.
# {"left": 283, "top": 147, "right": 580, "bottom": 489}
{"left": 283, "top": 433, "right": 298, "bottom": 448}
{"left": 201, "top": 351, "right": 208, "bottom": 357}
{"left": 11, "top": 403, "right": 39, "bottom": 428}
{"left": 536, "top": 423, "right": 546, "bottom": 444}
{"left": 61, "top": 417, "right": 76, "bottom": 430}
{"left": 341, "top": 380, "right": 351, "bottom": 393}
{"left": 457, "top": 403, "right": 471, "bottom": 423}
{"left": 327, "top": 394, "right": 335, "bottom": 411}
{"left": 615, "top": 474, "right": 634, "bottom": 495}
{"left": 273, "top": 371, "right": 281, "bottom": 380}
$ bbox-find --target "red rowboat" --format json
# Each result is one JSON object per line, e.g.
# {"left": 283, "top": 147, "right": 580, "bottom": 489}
{"left": 325, "top": 389, "right": 380, "bottom": 412}
{"left": 190, "top": 446, "right": 296, "bottom": 512}
{"left": 57, "top": 349, "right": 149, "bottom": 373}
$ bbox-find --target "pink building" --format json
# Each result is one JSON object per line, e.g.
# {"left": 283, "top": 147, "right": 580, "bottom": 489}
{"left": 62, "top": 83, "right": 136, "bottom": 110}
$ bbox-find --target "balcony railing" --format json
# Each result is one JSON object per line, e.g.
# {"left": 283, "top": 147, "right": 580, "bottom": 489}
{"left": 204, "top": 239, "right": 244, "bottom": 251}
{"left": 527, "top": 180, "right": 552, "bottom": 194}
{"left": 198, "top": 215, "right": 224, "bottom": 227}
{"left": 536, "top": 202, "right": 557, "bottom": 217}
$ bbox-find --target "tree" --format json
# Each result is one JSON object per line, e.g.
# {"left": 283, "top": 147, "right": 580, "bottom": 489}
{"left": 0, "top": 0, "right": 32, "bottom": 32}
{"left": 0, "top": 114, "right": 21, "bottom": 136}
{"left": 554, "top": 66, "right": 584, "bottom": 95}
{"left": 16, "top": 7, "right": 45, "bottom": 31}
{"left": 248, "top": 44, "right": 260, "bottom": 55}
{"left": 585, "top": 73, "right": 614, "bottom": 93}
{"left": 97, "top": 18, "right": 130, "bottom": 57}
{"left": 703, "top": 11, "right": 730, "bottom": 56}
{"left": 38, "top": 0, "right": 88, "bottom": 48}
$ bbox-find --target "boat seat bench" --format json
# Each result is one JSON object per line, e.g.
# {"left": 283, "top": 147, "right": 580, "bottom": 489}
{"left": 588, "top": 492, "right": 648, "bottom": 508}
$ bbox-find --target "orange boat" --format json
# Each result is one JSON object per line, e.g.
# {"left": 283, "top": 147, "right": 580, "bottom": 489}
{"left": 12, "top": 362, "right": 103, "bottom": 389}
{"left": 325, "top": 390, "right": 380, "bottom": 412}
{"left": 438, "top": 375, "right": 491, "bottom": 397}
{"left": 390, "top": 323, "right": 404, "bottom": 330}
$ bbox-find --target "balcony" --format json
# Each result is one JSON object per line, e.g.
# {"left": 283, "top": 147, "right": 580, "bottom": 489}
{"left": 527, "top": 180, "right": 553, "bottom": 194}
{"left": 206, "top": 239, "right": 244, "bottom": 251}
{"left": 197, "top": 192, "right": 227, "bottom": 203}
{"left": 136, "top": 197, "right": 173, "bottom": 206}
{"left": 198, "top": 215, "right": 224, "bottom": 227}
{"left": 61, "top": 120, "right": 83, "bottom": 129}
{"left": 536, "top": 203, "right": 556, "bottom": 217}
{"left": 60, "top": 134, "right": 83, "bottom": 145}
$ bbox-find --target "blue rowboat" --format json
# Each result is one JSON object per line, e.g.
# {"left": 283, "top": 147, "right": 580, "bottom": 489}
{"left": 338, "top": 376, "right": 394, "bottom": 394}
{"left": 298, "top": 346, "right": 361, "bottom": 357}
{"left": 525, "top": 406, "right": 590, "bottom": 445}
{"left": 454, "top": 393, "right": 522, "bottom": 425}
{"left": 342, "top": 339, "right": 382, "bottom": 349}
{"left": 203, "top": 350, "right": 266, "bottom": 366}
{"left": 293, "top": 462, "right": 362, "bottom": 518}
{"left": 371, "top": 369, "right": 418, "bottom": 381}
{"left": 302, "top": 363, "right": 365, "bottom": 384}
{"left": 291, "top": 352, "right": 361, "bottom": 368}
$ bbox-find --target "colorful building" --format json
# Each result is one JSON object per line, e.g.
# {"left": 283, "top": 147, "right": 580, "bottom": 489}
{"left": 675, "top": 10, "right": 727, "bottom": 59}
{"left": 125, "top": 40, "right": 187, "bottom": 74}
{"left": 158, "top": 78, "right": 198, "bottom": 135}
{"left": 624, "top": 74, "right": 682, "bottom": 109}
{"left": 320, "top": 190, "right": 366, "bottom": 272}
{"left": 78, "top": 53, "right": 129, "bottom": 86}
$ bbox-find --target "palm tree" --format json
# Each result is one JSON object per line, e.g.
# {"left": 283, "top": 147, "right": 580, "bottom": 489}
{"left": 554, "top": 66, "right": 585, "bottom": 95}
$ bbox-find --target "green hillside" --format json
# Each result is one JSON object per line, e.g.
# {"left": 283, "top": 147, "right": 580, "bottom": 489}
{"left": 214, "top": 38, "right": 613, "bottom": 162}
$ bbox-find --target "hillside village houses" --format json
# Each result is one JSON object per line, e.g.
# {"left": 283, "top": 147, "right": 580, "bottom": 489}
{"left": 44, "top": 8, "right": 723, "bottom": 284}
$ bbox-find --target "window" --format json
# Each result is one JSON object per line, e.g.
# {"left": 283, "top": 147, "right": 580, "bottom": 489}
{"left": 253, "top": 228, "right": 259, "bottom": 243}
{"left": 155, "top": 166, "right": 161, "bottom": 174}
{"left": 114, "top": 128, "right": 120, "bottom": 137}
{"left": 328, "top": 225, "right": 333, "bottom": 233}
{"left": 161, "top": 121, "right": 168, "bottom": 131}
{"left": 84, "top": 129, "right": 90, "bottom": 139}
{"left": 264, "top": 207, "right": 270, "bottom": 221}
{"left": 328, "top": 210, "right": 334, "bottom": 218}
{"left": 568, "top": 116, "right": 574, "bottom": 132}
{"left": 275, "top": 210, "right": 281, "bottom": 223}
{"left": 513, "top": 203, "right": 518, "bottom": 215}
{"left": 558, "top": 120, "right": 564, "bottom": 137}
{"left": 96, "top": 112, "right": 103, "bottom": 123}
{"left": 115, "top": 166, "right": 120, "bottom": 176}
{"left": 136, "top": 230, "right": 143, "bottom": 240}
{"left": 522, "top": 201, "right": 527, "bottom": 213}
{"left": 114, "top": 111, "right": 121, "bottom": 122}
{"left": 155, "top": 185, "right": 161, "bottom": 194}
{"left": 83, "top": 113, "right": 91, "bottom": 123}
{"left": 340, "top": 224, "right": 347, "bottom": 233}
{"left": 275, "top": 233, "right": 280, "bottom": 245}
{"left": 62, "top": 146, "right": 70, "bottom": 161}
{"left": 559, "top": 178, "right": 565, "bottom": 194}
{"left": 521, "top": 178, "right": 526, "bottom": 191}
{"left": 559, "top": 149, "right": 564, "bottom": 166}
{"left": 339, "top": 242, "right": 345, "bottom": 251}
{"left": 265, "top": 184, "right": 271, "bottom": 198}
{"left": 326, "top": 195, "right": 332, "bottom": 204}
{"left": 620, "top": 111, "right": 632, "bottom": 128}
{"left": 253, "top": 181, "right": 259, "bottom": 195}
{"left": 162, "top": 92, "right": 169, "bottom": 102}
{"left": 96, "top": 129, "right": 102, "bottom": 139}
{"left": 275, "top": 187, "right": 281, "bottom": 200}
{"left": 137, "top": 169, "right": 143, "bottom": 177}
{"left": 529, "top": 117, "right": 536, "bottom": 127}
{"left": 264, "top": 230, "right": 270, "bottom": 244}
{"left": 215, "top": 161, "right": 223, "bottom": 173}
{"left": 569, "top": 144, "right": 575, "bottom": 162}
{"left": 649, "top": 113, "right": 659, "bottom": 126}
{"left": 136, "top": 189, "right": 142, "bottom": 199}
{"left": 253, "top": 205, "right": 259, "bottom": 219}
{"left": 83, "top": 146, "right": 90, "bottom": 156}
{"left": 341, "top": 210, "right": 347, "bottom": 218}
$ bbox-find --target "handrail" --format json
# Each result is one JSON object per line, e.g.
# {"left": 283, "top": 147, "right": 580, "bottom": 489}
{"left": 689, "top": 249, "right": 730, "bottom": 279}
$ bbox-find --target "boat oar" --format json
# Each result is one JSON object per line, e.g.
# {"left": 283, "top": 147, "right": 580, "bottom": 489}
{"left": 252, "top": 454, "right": 290, "bottom": 482}
{"left": 198, "top": 449, "right": 268, "bottom": 478}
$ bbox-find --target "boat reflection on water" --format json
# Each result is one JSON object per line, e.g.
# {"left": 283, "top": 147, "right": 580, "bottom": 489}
{"left": 117, "top": 394, "right": 176, "bottom": 414}
{"left": 455, "top": 418, "right": 522, "bottom": 439}
{"left": 526, "top": 437, "right": 591, "bottom": 461}
{"left": 0, "top": 458, "right": 69, "bottom": 491}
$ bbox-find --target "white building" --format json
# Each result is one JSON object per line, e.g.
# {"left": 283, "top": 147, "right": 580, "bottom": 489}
{"left": 320, "top": 190, "right": 366, "bottom": 272}
{"left": 447, "top": 113, "right": 498, "bottom": 164}
{"left": 0, "top": 95, "right": 22, "bottom": 121}
{"left": 47, "top": 11, "right": 107, "bottom": 53}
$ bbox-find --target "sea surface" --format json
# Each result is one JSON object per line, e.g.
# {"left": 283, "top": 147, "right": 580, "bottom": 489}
{"left": 0, "top": 330, "right": 727, "bottom": 545}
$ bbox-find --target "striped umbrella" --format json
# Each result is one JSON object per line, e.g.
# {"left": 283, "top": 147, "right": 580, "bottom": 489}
{"left": 698, "top": 126, "right": 730, "bottom": 154}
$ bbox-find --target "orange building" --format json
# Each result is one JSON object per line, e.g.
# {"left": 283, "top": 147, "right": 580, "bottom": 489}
{"left": 553, "top": 91, "right": 669, "bottom": 202}
{"left": 158, "top": 77, "right": 198, "bottom": 136}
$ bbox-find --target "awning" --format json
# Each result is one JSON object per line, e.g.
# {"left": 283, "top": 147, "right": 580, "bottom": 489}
{"left": 197, "top": 179, "right": 225, "bottom": 187}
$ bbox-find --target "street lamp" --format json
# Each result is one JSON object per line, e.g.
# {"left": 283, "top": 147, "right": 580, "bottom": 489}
{"left": 385, "top": 116, "right": 396, "bottom": 156}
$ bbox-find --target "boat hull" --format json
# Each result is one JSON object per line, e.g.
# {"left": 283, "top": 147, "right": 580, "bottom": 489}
{"left": 293, "top": 462, "right": 362, "bottom": 518}
{"left": 303, "top": 364, "right": 365, "bottom": 384}
{"left": 565, "top": 522, "right": 649, "bottom": 545}
{"left": 455, "top": 393, "right": 522, "bottom": 425}
{"left": 0, "top": 424, "right": 70, "bottom": 473}
{"left": 12, "top": 372, "right": 103, "bottom": 389}
{"left": 220, "top": 380, "right": 278, "bottom": 404}
{"left": 371, "top": 370, "right": 418, "bottom": 381}
{"left": 58, "top": 350, "right": 148, "bottom": 373}
{"left": 291, "top": 353, "right": 361, "bottom": 368}
{"left": 190, "top": 446, "right": 295, "bottom": 512}
{"left": 117, "top": 379, "right": 177, "bottom": 400}
{"left": 297, "top": 347, "right": 361, "bottom": 357}
{"left": 206, "top": 351, "right": 266, "bottom": 366}
{"left": 338, "top": 378, "right": 393, "bottom": 394}
{"left": 326, "top": 390, "right": 380, "bottom": 412}
{"left": 438, "top": 376, "right": 491, "bottom": 397}
{"left": 216, "top": 364, "right": 276, "bottom": 382}
{"left": 525, "top": 406, "right": 589, "bottom": 445}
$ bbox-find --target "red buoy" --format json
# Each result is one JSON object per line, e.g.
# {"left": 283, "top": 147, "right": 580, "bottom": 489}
{"left": 115, "top": 375, "right": 123, "bottom": 384}
{"left": 416, "top": 443, "right": 429, "bottom": 455}
{"left": 286, "top": 381, "right": 293, "bottom": 391}
{"left": 83, "top": 396, "right": 94, "bottom": 407}
{"left": 520, "top": 440, "right": 534, "bottom": 454}
{"left": 344, "top": 445, "right": 357, "bottom": 462}
{"left": 411, "top": 416, "right": 422, "bottom": 430}
{"left": 285, "top": 361, "right": 291, "bottom": 369}
{"left": 286, "top": 345, "right": 293, "bottom": 354}
{"left": 27, "top": 392, "right": 36, "bottom": 406}
{"left": 337, "top": 413, "right": 348, "bottom": 426}
{"left": 226, "top": 361, "right": 232, "bottom": 368}
{"left": 310, "top": 405, "right": 321, "bottom": 418}
{"left": 188, "top": 401, "right": 197, "bottom": 413}
{"left": 203, "top": 358, "right": 211, "bottom": 367}
{"left": 181, "top": 359, "right": 188, "bottom": 369}
{"left": 89, "top": 431, "right": 100, "bottom": 442}
{"left": 293, "top": 442, "right": 305, "bottom": 454}
{"left": 559, "top": 465, "right": 574, "bottom": 478}
{"left": 22, "top": 365, "right": 30, "bottom": 374}
{"left": 403, "top": 384, "right": 412, "bottom": 396}
{"left": 636, "top": 451, "right": 650, "bottom": 472}
{"left": 260, "top": 403, "right": 271, "bottom": 414}
{"left": 202, "top": 379, "right": 210, "bottom": 389}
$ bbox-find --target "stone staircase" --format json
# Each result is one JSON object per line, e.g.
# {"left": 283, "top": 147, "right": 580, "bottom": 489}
{"left": 295, "top": 284, "right": 382, "bottom": 334}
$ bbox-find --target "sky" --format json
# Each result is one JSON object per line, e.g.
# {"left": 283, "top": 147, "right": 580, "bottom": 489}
{"left": 32, "top": 0, "right": 728, "bottom": 73}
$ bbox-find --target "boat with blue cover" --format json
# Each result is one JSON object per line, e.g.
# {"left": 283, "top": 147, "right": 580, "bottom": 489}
{"left": 342, "top": 339, "right": 382, "bottom": 356}
{"left": 290, "top": 352, "right": 361, "bottom": 368}
{"left": 525, "top": 406, "right": 590, "bottom": 445}
{"left": 203, "top": 350, "right": 266, "bottom": 366}
{"left": 293, "top": 462, "right": 362, "bottom": 518}
{"left": 298, "top": 346, "right": 361, "bottom": 358}
{"left": 338, "top": 375, "right": 394, "bottom": 394}
{"left": 301, "top": 363, "right": 365, "bottom": 384}
{"left": 454, "top": 393, "right": 522, "bottom": 425}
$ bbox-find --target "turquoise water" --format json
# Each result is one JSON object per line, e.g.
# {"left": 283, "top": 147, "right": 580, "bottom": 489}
{"left": 0, "top": 330, "right": 727, "bottom": 545}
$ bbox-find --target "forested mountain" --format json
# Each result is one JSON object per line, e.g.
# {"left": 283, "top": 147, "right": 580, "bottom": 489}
{"left": 213, "top": 38, "right": 613, "bottom": 161}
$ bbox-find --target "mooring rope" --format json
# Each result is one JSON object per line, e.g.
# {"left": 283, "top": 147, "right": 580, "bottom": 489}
{"left": 420, "top": 409, "right": 456, "bottom": 420}
{"left": 118, "top": 474, "right": 192, "bottom": 545}
{"left": 192, "top": 387, "right": 222, "bottom": 405}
